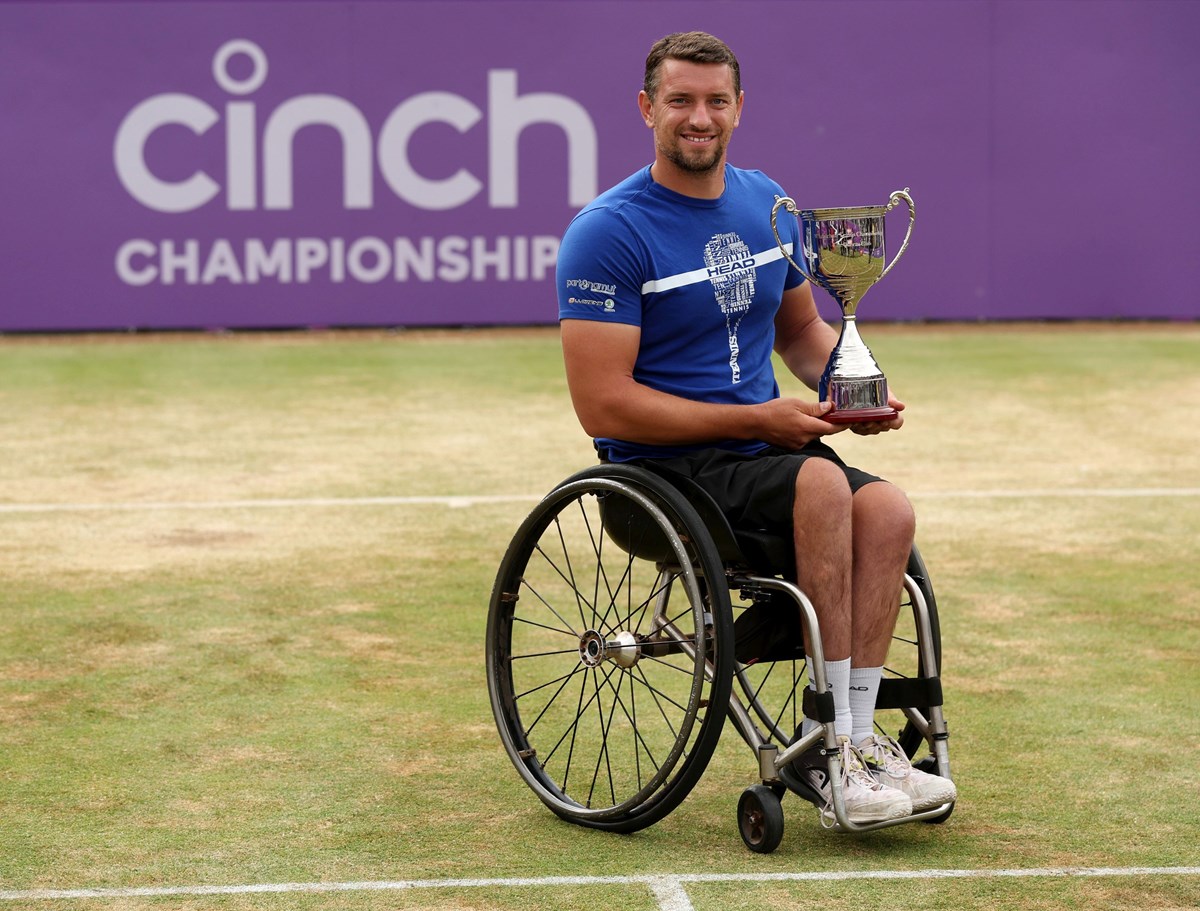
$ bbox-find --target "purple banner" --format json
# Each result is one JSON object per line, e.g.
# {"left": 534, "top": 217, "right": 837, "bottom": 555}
{"left": 2, "top": 0, "right": 1197, "bottom": 331}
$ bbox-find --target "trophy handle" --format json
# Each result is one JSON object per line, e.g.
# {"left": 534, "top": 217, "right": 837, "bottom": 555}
{"left": 879, "top": 187, "right": 915, "bottom": 280}
{"left": 770, "top": 195, "right": 814, "bottom": 281}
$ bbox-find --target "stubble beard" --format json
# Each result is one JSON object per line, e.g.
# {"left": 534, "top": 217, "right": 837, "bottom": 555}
{"left": 661, "top": 134, "right": 726, "bottom": 175}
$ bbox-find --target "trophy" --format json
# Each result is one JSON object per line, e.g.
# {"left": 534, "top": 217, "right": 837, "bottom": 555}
{"left": 771, "top": 189, "right": 915, "bottom": 423}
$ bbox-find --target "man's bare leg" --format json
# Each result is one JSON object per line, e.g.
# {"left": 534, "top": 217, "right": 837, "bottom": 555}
{"left": 790, "top": 465, "right": 916, "bottom": 821}
{"left": 848, "top": 480, "right": 916, "bottom": 744}
{"left": 792, "top": 457, "right": 853, "bottom": 661}
{"left": 791, "top": 458, "right": 854, "bottom": 738}
{"left": 850, "top": 481, "right": 915, "bottom": 665}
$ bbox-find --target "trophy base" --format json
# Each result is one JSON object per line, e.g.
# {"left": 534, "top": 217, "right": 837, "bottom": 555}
{"left": 824, "top": 406, "right": 898, "bottom": 425}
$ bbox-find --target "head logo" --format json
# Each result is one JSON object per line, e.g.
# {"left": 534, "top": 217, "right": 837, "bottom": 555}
{"left": 113, "top": 39, "right": 599, "bottom": 213}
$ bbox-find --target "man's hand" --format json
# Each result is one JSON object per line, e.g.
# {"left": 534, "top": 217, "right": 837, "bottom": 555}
{"left": 847, "top": 392, "right": 906, "bottom": 436}
{"left": 753, "top": 397, "right": 847, "bottom": 449}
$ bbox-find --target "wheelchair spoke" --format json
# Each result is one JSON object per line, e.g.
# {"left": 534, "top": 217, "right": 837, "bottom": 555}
{"left": 578, "top": 501, "right": 639, "bottom": 642}
{"left": 595, "top": 662, "right": 675, "bottom": 807}
{"left": 641, "top": 648, "right": 706, "bottom": 680}
{"left": 540, "top": 664, "right": 625, "bottom": 779}
{"left": 741, "top": 657, "right": 780, "bottom": 712}
{"left": 628, "top": 669, "right": 644, "bottom": 790}
{"left": 558, "top": 664, "right": 590, "bottom": 796}
{"left": 551, "top": 507, "right": 591, "bottom": 635}
{"left": 733, "top": 608, "right": 810, "bottom": 743}
{"left": 660, "top": 601, "right": 701, "bottom": 637}
{"left": 531, "top": 540, "right": 593, "bottom": 633}
{"left": 608, "top": 574, "right": 671, "bottom": 640}
{"left": 522, "top": 653, "right": 698, "bottom": 806}
{"left": 762, "top": 660, "right": 803, "bottom": 736}
{"left": 586, "top": 664, "right": 622, "bottom": 809}
{"left": 516, "top": 663, "right": 585, "bottom": 704}
{"left": 512, "top": 614, "right": 578, "bottom": 639}
{"left": 520, "top": 662, "right": 587, "bottom": 737}
{"left": 597, "top": 547, "right": 640, "bottom": 636}
{"left": 510, "top": 646, "right": 584, "bottom": 660}
{"left": 589, "top": 499, "right": 658, "bottom": 633}
{"left": 591, "top": 511, "right": 631, "bottom": 632}
{"left": 598, "top": 664, "right": 663, "bottom": 780}
{"left": 630, "top": 660, "right": 691, "bottom": 720}
{"left": 571, "top": 497, "right": 610, "bottom": 627}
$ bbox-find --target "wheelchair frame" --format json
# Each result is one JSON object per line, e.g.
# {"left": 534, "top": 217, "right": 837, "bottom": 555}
{"left": 486, "top": 463, "right": 954, "bottom": 852}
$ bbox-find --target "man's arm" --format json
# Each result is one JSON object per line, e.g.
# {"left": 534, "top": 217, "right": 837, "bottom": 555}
{"left": 773, "top": 282, "right": 905, "bottom": 432}
{"left": 561, "top": 316, "right": 842, "bottom": 449}
{"left": 773, "top": 281, "right": 840, "bottom": 390}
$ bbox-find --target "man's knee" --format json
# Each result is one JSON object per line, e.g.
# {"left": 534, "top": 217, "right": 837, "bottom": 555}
{"left": 792, "top": 458, "right": 853, "bottom": 542}
{"left": 794, "top": 457, "right": 852, "bottom": 505}
{"left": 854, "top": 481, "right": 916, "bottom": 543}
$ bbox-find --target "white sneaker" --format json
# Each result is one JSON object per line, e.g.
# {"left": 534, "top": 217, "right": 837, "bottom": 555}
{"left": 817, "top": 739, "right": 913, "bottom": 826}
{"left": 858, "top": 733, "right": 957, "bottom": 812}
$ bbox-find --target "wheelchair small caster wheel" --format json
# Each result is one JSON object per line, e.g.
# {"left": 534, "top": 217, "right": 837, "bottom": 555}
{"left": 738, "top": 785, "right": 784, "bottom": 853}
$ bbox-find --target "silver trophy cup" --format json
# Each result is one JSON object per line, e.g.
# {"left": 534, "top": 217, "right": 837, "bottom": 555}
{"left": 771, "top": 188, "right": 915, "bottom": 423}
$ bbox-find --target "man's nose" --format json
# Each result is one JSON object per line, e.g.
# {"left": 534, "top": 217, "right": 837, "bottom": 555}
{"left": 689, "top": 105, "right": 713, "bottom": 129}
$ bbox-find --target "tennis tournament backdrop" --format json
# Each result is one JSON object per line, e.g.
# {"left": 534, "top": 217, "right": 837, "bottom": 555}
{"left": 2, "top": 0, "right": 1197, "bottom": 330}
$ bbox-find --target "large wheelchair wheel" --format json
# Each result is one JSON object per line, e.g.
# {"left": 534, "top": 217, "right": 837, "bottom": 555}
{"left": 487, "top": 465, "right": 735, "bottom": 833}
{"left": 732, "top": 545, "right": 944, "bottom": 763}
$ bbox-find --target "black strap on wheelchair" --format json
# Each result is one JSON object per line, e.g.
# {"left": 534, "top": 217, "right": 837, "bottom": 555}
{"left": 801, "top": 687, "right": 836, "bottom": 724}
{"left": 800, "top": 677, "right": 942, "bottom": 720}
{"left": 875, "top": 676, "right": 944, "bottom": 709}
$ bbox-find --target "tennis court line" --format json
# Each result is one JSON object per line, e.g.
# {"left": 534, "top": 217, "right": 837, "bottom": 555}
{"left": 0, "top": 494, "right": 542, "bottom": 514}
{"left": 3, "top": 866, "right": 1198, "bottom": 907}
{"left": 1, "top": 487, "right": 1198, "bottom": 515}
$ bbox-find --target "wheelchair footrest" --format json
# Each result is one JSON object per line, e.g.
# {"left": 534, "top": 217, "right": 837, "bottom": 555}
{"left": 776, "top": 760, "right": 826, "bottom": 808}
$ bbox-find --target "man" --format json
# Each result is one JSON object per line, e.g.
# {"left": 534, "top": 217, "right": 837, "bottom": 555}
{"left": 555, "top": 31, "right": 955, "bottom": 824}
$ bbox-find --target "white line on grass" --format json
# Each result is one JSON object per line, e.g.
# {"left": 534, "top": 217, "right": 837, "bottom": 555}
{"left": 915, "top": 487, "right": 1200, "bottom": 500}
{"left": 1, "top": 487, "right": 1198, "bottom": 515}
{"left": 0, "top": 494, "right": 543, "bottom": 514}
{"left": 2, "top": 867, "right": 1197, "bottom": 908}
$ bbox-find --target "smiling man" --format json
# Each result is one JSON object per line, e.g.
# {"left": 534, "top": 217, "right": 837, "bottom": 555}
{"left": 638, "top": 42, "right": 742, "bottom": 189}
{"left": 554, "top": 31, "right": 955, "bottom": 826}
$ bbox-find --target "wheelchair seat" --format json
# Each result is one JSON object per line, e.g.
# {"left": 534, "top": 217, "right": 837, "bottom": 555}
{"left": 601, "top": 461, "right": 793, "bottom": 576}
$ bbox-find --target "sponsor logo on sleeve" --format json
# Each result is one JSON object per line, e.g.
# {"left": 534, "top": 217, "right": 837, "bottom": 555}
{"left": 565, "top": 278, "right": 617, "bottom": 312}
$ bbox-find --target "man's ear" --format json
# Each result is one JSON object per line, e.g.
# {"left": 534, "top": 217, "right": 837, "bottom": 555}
{"left": 638, "top": 90, "right": 654, "bottom": 128}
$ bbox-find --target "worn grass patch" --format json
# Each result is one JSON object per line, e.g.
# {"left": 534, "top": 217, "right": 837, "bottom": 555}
{"left": 1, "top": 324, "right": 1197, "bottom": 910}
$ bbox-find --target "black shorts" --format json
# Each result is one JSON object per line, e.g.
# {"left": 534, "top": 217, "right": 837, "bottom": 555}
{"left": 637, "top": 441, "right": 882, "bottom": 535}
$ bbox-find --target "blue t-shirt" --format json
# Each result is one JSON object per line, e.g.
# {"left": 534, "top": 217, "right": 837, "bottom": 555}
{"left": 557, "top": 164, "right": 805, "bottom": 462}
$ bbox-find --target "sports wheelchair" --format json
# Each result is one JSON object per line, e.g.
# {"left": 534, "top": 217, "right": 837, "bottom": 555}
{"left": 486, "top": 462, "right": 953, "bottom": 853}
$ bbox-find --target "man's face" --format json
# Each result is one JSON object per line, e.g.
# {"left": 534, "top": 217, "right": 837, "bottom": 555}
{"left": 640, "top": 59, "right": 743, "bottom": 177}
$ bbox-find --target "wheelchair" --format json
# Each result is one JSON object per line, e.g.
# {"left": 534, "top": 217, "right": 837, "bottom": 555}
{"left": 486, "top": 462, "right": 954, "bottom": 853}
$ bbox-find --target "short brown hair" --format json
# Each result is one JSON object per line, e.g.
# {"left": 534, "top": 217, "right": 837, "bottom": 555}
{"left": 643, "top": 31, "right": 742, "bottom": 100}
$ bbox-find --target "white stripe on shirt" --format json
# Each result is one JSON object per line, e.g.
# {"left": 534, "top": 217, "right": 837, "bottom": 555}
{"left": 640, "top": 243, "right": 795, "bottom": 295}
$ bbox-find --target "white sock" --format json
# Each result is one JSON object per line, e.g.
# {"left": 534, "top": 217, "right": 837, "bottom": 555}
{"left": 849, "top": 665, "right": 884, "bottom": 745}
{"left": 825, "top": 657, "right": 853, "bottom": 740}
